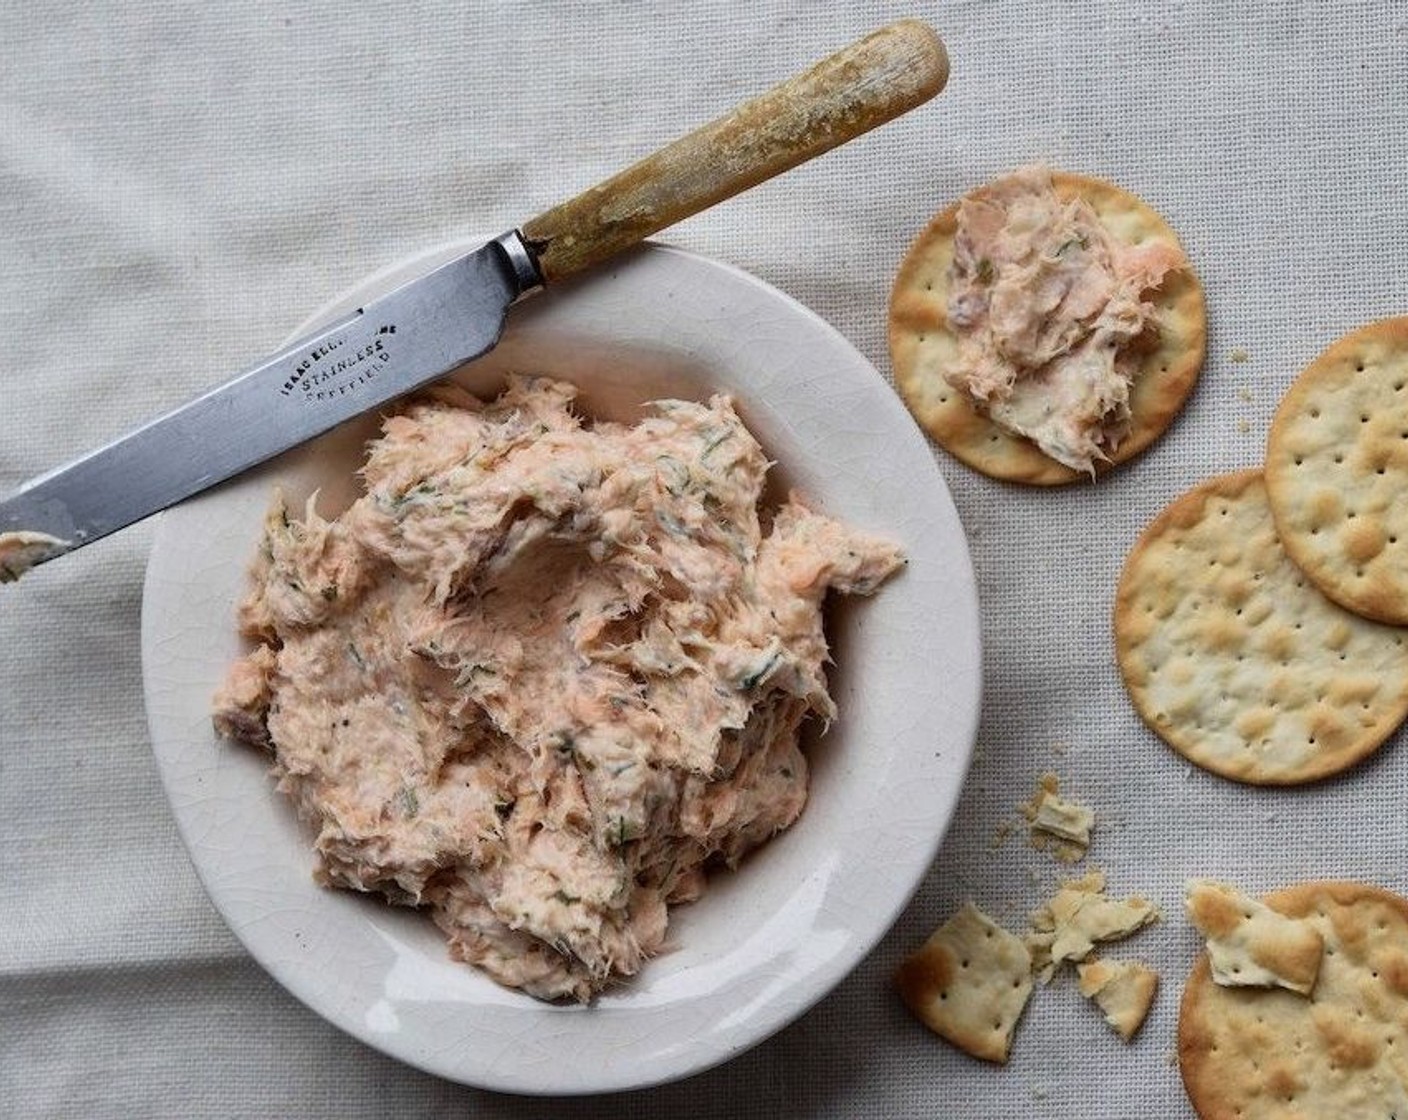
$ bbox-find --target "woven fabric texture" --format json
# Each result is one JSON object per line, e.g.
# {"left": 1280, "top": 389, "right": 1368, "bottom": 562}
{"left": 3, "top": 2, "right": 1406, "bottom": 1116}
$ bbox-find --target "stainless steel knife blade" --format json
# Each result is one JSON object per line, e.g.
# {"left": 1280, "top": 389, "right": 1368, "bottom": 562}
{"left": 0, "top": 233, "right": 537, "bottom": 564}
{"left": 0, "top": 20, "right": 949, "bottom": 579}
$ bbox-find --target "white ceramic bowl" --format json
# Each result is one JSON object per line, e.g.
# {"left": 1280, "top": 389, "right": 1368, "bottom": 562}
{"left": 141, "top": 239, "right": 981, "bottom": 1094}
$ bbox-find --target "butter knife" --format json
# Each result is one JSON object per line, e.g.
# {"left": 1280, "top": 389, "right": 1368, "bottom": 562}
{"left": 0, "top": 20, "right": 947, "bottom": 581}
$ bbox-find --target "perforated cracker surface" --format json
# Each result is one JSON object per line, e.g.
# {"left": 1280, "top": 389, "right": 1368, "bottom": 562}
{"left": 1114, "top": 470, "right": 1408, "bottom": 784}
{"left": 1266, "top": 316, "right": 1408, "bottom": 624}
{"left": 895, "top": 902, "right": 1034, "bottom": 1064}
{"left": 1178, "top": 881, "right": 1408, "bottom": 1120}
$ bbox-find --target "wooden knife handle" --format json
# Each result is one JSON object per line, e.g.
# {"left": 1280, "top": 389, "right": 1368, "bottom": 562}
{"left": 519, "top": 20, "right": 948, "bottom": 284}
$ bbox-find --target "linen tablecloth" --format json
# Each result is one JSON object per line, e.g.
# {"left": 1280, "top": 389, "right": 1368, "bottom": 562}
{"left": 4, "top": 2, "right": 1407, "bottom": 1116}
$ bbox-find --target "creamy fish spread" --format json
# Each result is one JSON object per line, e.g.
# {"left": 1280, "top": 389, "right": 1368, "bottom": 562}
{"left": 946, "top": 166, "right": 1186, "bottom": 473}
{"left": 212, "top": 376, "right": 902, "bottom": 1001}
{"left": 0, "top": 531, "right": 68, "bottom": 583}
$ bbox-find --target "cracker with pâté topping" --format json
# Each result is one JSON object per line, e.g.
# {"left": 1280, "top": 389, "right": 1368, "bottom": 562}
{"left": 889, "top": 167, "right": 1206, "bottom": 484}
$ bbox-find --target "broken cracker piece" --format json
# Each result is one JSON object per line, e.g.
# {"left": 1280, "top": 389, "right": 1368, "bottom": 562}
{"left": 1022, "top": 773, "right": 1094, "bottom": 861}
{"left": 1184, "top": 878, "right": 1323, "bottom": 995}
{"left": 1028, "top": 870, "right": 1160, "bottom": 979}
{"left": 1032, "top": 795, "right": 1093, "bottom": 847}
{"left": 895, "top": 902, "right": 1034, "bottom": 1064}
{"left": 1077, "top": 958, "right": 1159, "bottom": 1041}
{"left": 1178, "top": 880, "right": 1408, "bottom": 1120}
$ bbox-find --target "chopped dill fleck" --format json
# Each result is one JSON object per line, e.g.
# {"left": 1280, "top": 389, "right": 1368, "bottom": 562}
{"left": 610, "top": 816, "right": 637, "bottom": 847}
{"left": 737, "top": 650, "right": 782, "bottom": 690}
{"left": 700, "top": 429, "right": 734, "bottom": 461}
{"left": 656, "top": 510, "right": 689, "bottom": 537}
{"left": 454, "top": 662, "right": 498, "bottom": 688}
{"left": 655, "top": 455, "right": 690, "bottom": 495}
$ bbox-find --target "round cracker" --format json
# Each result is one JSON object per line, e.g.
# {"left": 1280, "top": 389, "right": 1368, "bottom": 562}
{"left": 1178, "top": 881, "right": 1408, "bottom": 1120}
{"left": 1266, "top": 316, "right": 1408, "bottom": 624}
{"left": 889, "top": 169, "right": 1207, "bottom": 485}
{"left": 1113, "top": 469, "right": 1408, "bottom": 784}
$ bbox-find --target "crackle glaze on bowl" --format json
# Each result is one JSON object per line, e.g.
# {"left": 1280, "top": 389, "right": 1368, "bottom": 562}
{"left": 141, "top": 239, "right": 981, "bottom": 1094}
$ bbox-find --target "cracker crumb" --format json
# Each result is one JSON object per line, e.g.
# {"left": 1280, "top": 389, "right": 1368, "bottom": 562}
{"left": 1028, "top": 870, "right": 1161, "bottom": 981}
{"left": 1077, "top": 957, "right": 1159, "bottom": 1040}
{"left": 1236, "top": 387, "right": 1253, "bottom": 402}
{"left": 1231, "top": 348, "right": 1250, "bottom": 363}
{"left": 1236, "top": 418, "right": 1250, "bottom": 433}
{"left": 1020, "top": 773, "right": 1094, "bottom": 862}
